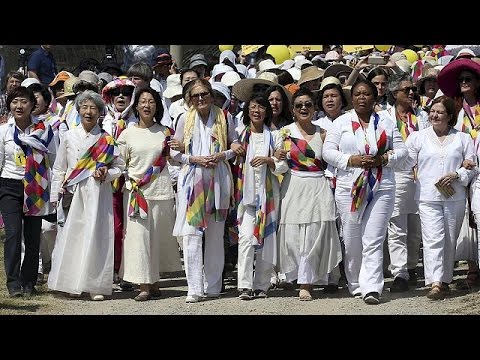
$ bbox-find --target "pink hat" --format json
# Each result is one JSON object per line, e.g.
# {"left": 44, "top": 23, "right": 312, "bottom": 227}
{"left": 437, "top": 58, "right": 480, "bottom": 97}
{"left": 325, "top": 50, "right": 340, "bottom": 61}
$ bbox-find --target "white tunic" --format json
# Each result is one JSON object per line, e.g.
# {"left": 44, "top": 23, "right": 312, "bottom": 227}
{"left": 48, "top": 124, "right": 125, "bottom": 296}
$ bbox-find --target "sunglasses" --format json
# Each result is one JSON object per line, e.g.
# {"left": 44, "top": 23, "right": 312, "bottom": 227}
{"left": 294, "top": 101, "right": 314, "bottom": 110}
{"left": 110, "top": 87, "right": 134, "bottom": 97}
{"left": 458, "top": 76, "right": 474, "bottom": 83}
{"left": 190, "top": 91, "right": 210, "bottom": 99}
{"left": 398, "top": 86, "right": 417, "bottom": 94}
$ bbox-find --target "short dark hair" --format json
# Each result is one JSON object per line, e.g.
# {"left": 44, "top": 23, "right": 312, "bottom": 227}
{"left": 28, "top": 83, "right": 52, "bottom": 108}
{"left": 6, "top": 86, "right": 36, "bottom": 113}
{"left": 430, "top": 95, "right": 457, "bottom": 127}
{"left": 242, "top": 93, "right": 273, "bottom": 127}
{"left": 317, "top": 83, "right": 348, "bottom": 112}
{"left": 132, "top": 87, "right": 164, "bottom": 124}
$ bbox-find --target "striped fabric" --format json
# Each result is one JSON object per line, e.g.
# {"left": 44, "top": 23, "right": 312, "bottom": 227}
{"left": 350, "top": 114, "right": 389, "bottom": 216}
{"left": 13, "top": 121, "right": 54, "bottom": 216}
{"left": 62, "top": 130, "right": 118, "bottom": 188}
{"left": 234, "top": 126, "right": 276, "bottom": 248}
{"left": 281, "top": 128, "right": 323, "bottom": 172}
{"left": 396, "top": 112, "right": 418, "bottom": 142}
{"left": 461, "top": 100, "right": 480, "bottom": 140}
{"left": 128, "top": 127, "right": 173, "bottom": 219}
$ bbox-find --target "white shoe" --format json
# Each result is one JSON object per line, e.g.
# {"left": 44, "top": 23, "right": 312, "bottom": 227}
{"left": 90, "top": 294, "right": 105, "bottom": 301}
{"left": 185, "top": 295, "right": 202, "bottom": 303}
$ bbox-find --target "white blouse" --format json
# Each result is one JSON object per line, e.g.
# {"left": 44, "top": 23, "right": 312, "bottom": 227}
{"left": 322, "top": 110, "right": 408, "bottom": 191}
{"left": 405, "top": 126, "right": 475, "bottom": 202}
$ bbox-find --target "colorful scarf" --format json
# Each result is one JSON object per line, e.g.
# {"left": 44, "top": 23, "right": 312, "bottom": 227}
{"left": 13, "top": 120, "right": 54, "bottom": 216}
{"left": 233, "top": 126, "right": 276, "bottom": 248}
{"left": 184, "top": 106, "right": 231, "bottom": 229}
{"left": 460, "top": 100, "right": 480, "bottom": 140}
{"left": 128, "top": 127, "right": 173, "bottom": 219}
{"left": 110, "top": 118, "right": 127, "bottom": 192}
{"left": 396, "top": 111, "right": 418, "bottom": 142}
{"left": 420, "top": 95, "right": 433, "bottom": 111}
{"left": 350, "top": 114, "right": 389, "bottom": 221}
{"left": 280, "top": 127, "right": 323, "bottom": 172}
{"left": 62, "top": 130, "right": 118, "bottom": 188}
{"left": 35, "top": 111, "right": 61, "bottom": 131}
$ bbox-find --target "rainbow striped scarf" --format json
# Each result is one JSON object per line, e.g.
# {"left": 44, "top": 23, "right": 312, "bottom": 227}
{"left": 128, "top": 127, "right": 173, "bottom": 219}
{"left": 280, "top": 127, "right": 323, "bottom": 172}
{"left": 184, "top": 107, "right": 231, "bottom": 229}
{"left": 234, "top": 126, "right": 276, "bottom": 248}
{"left": 185, "top": 141, "right": 229, "bottom": 228}
{"left": 420, "top": 95, "right": 433, "bottom": 111}
{"left": 396, "top": 111, "right": 418, "bottom": 142}
{"left": 13, "top": 121, "right": 54, "bottom": 216}
{"left": 63, "top": 130, "right": 118, "bottom": 189}
{"left": 461, "top": 100, "right": 480, "bottom": 140}
{"left": 35, "top": 111, "right": 61, "bottom": 131}
{"left": 350, "top": 114, "right": 389, "bottom": 220}
{"left": 111, "top": 118, "right": 127, "bottom": 192}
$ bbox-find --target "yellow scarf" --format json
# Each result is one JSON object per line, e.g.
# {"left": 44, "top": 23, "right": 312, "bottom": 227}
{"left": 184, "top": 106, "right": 227, "bottom": 154}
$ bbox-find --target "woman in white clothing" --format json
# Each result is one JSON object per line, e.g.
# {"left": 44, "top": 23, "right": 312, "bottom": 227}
{"left": 117, "top": 87, "right": 181, "bottom": 301}
{"left": 323, "top": 79, "right": 408, "bottom": 305}
{"left": 48, "top": 90, "right": 125, "bottom": 301}
{"left": 378, "top": 72, "right": 429, "bottom": 292}
{"left": 277, "top": 87, "right": 342, "bottom": 301}
{"left": 101, "top": 78, "right": 137, "bottom": 284}
{"left": 405, "top": 95, "right": 475, "bottom": 300}
{"left": 438, "top": 58, "right": 480, "bottom": 287}
{"left": 169, "top": 79, "right": 236, "bottom": 303}
{"left": 233, "top": 93, "right": 286, "bottom": 300}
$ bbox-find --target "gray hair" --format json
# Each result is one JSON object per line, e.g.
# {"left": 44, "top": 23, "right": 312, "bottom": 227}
{"left": 388, "top": 72, "right": 413, "bottom": 93}
{"left": 75, "top": 90, "right": 105, "bottom": 113}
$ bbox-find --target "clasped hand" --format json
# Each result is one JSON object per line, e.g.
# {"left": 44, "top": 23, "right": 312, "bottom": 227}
{"left": 93, "top": 166, "right": 108, "bottom": 182}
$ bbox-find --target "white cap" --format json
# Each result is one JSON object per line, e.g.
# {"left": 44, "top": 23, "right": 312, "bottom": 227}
{"left": 21, "top": 78, "right": 41, "bottom": 88}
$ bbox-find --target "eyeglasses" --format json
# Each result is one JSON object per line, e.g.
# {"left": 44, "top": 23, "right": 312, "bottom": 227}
{"left": 294, "top": 101, "right": 314, "bottom": 110}
{"left": 248, "top": 103, "right": 267, "bottom": 112}
{"left": 398, "top": 86, "right": 417, "bottom": 94}
{"left": 110, "top": 87, "right": 134, "bottom": 97}
{"left": 458, "top": 76, "right": 474, "bottom": 83}
{"left": 190, "top": 91, "right": 210, "bottom": 100}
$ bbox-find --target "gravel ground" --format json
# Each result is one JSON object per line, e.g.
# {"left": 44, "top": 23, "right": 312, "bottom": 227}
{"left": 28, "top": 264, "right": 480, "bottom": 315}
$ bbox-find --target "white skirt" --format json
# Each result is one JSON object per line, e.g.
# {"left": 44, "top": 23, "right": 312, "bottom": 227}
{"left": 48, "top": 178, "right": 114, "bottom": 296}
{"left": 121, "top": 196, "right": 182, "bottom": 284}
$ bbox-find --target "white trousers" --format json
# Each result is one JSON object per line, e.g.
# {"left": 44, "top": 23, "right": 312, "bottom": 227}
{"left": 388, "top": 214, "right": 422, "bottom": 279}
{"left": 418, "top": 200, "right": 465, "bottom": 286}
{"left": 336, "top": 189, "right": 394, "bottom": 296}
{"left": 182, "top": 214, "right": 225, "bottom": 297}
{"left": 237, "top": 206, "right": 273, "bottom": 291}
{"left": 40, "top": 220, "right": 57, "bottom": 273}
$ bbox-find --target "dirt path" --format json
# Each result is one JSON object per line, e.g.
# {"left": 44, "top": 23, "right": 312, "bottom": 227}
{"left": 31, "top": 265, "right": 480, "bottom": 315}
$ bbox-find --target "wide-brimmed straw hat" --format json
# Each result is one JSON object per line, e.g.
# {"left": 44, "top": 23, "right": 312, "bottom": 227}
{"left": 232, "top": 72, "right": 291, "bottom": 103}
{"left": 416, "top": 67, "right": 440, "bottom": 94}
{"left": 323, "top": 63, "right": 353, "bottom": 82}
{"left": 297, "top": 66, "right": 324, "bottom": 86}
{"left": 56, "top": 76, "right": 78, "bottom": 99}
{"left": 437, "top": 58, "right": 480, "bottom": 97}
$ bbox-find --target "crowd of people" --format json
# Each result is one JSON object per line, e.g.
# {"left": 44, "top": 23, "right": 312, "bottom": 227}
{"left": 1, "top": 44, "right": 480, "bottom": 305}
